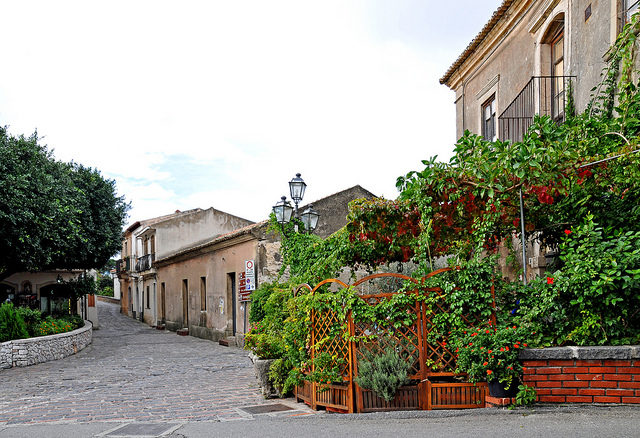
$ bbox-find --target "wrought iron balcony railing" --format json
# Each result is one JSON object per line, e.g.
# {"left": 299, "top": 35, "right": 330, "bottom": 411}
{"left": 116, "top": 257, "right": 131, "bottom": 274}
{"left": 498, "top": 75, "right": 575, "bottom": 144}
{"left": 135, "top": 253, "right": 155, "bottom": 272}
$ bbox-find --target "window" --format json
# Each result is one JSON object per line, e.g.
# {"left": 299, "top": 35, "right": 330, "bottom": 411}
{"left": 481, "top": 96, "right": 496, "bottom": 141}
{"left": 200, "top": 276, "right": 207, "bottom": 311}
{"left": 626, "top": 0, "right": 640, "bottom": 22}
{"left": 551, "top": 28, "right": 565, "bottom": 120}
{"left": 146, "top": 286, "right": 150, "bottom": 309}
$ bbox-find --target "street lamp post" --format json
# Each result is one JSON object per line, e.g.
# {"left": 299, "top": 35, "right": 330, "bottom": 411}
{"left": 288, "top": 173, "right": 307, "bottom": 218}
{"left": 272, "top": 173, "right": 319, "bottom": 234}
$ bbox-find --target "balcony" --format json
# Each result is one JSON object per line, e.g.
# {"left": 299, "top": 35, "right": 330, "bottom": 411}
{"left": 116, "top": 257, "right": 130, "bottom": 274}
{"left": 498, "top": 75, "right": 575, "bottom": 144}
{"left": 135, "top": 253, "right": 155, "bottom": 272}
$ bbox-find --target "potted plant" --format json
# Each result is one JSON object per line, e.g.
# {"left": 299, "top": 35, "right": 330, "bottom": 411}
{"left": 453, "top": 323, "right": 530, "bottom": 398}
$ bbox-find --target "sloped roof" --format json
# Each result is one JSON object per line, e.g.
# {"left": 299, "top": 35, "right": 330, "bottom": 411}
{"left": 125, "top": 208, "right": 203, "bottom": 233}
{"left": 439, "top": 0, "right": 515, "bottom": 85}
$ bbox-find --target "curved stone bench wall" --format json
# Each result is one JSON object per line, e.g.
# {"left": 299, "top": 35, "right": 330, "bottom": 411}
{"left": 520, "top": 346, "right": 640, "bottom": 404}
{"left": 0, "top": 321, "right": 92, "bottom": 370}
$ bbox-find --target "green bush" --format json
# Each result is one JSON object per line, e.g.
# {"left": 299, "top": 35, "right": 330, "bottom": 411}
{"left": 32, "top": 315, "right": 84, "bottom": 337}
{"left": 244, "top": 321, "right": 285, "bottom": 359}
{"left": 514, "top": 214, "right": 640, "bottom": 346}
{"left": 15, "top": 307, "right": 44, "bottom": 337}
{"left": 96, "top": 286, "right": 114, "bottom": 297}
{"left": 453, "top": 324, "right": 530, "bottom": 391}
{"left": 0, "top": 303, "right": 29, "bottom": 342}
{"left": 354, "top": 346, "right": 411, "bottom": 402}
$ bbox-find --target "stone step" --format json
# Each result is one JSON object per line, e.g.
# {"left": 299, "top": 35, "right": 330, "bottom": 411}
{"left": 219, "top": 336, "right": 236, "bottom": 347}
{"left": 176, "top": 328, "right": 189, "bottom": 336}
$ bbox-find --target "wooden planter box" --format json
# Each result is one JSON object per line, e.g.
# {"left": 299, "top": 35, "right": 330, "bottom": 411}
{"left": 427, "top": 381, "right": 487, "bottom": 409}
{"left": 295, "top": 380, "right": 354, "bottom": 413}
{"left": 295, "top": 379, "right": 487, "bottom": 413}
{"left": 357, "top": 384, "right": 421, "bottom": 412}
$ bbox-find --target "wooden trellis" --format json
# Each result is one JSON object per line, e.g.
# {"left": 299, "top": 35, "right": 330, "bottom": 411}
{"left": 294, "top": 269, "right": 492, "bottom": 413}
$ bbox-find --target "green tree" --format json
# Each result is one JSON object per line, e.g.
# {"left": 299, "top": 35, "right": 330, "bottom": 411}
{"left": 0, "top": 127, "right": 129, "bottom": 281}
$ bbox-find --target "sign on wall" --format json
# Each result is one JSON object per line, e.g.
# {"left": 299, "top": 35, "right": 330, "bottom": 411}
{"left": 238, "top": 260, "right": 255, "bottom": 302}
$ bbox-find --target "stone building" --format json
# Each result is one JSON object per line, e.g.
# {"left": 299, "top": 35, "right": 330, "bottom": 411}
{"left": 440, "top": 0, "right": 636, "bottom": 143}
{"left": 1, "top": 270, "right": 99, "bottom": 328}
{"left": 439, "top": 0, "right": 638, "bottom": 280}
{"left": 116, "top": 208, "right": 254, "bottom": 326}
{"left": 125, "top": 185, "right": 375, "bottom": 345}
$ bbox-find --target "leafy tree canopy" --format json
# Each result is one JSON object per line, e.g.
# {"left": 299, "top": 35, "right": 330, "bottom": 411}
{"left": 0, "top": 127, "right": 129, "bottom": 280}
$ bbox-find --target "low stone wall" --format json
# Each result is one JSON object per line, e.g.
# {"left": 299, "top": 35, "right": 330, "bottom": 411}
{"left": 0, "top": 321, "right": 92, "bottom": 370}
{"left": 520, "top": 346, "right": 640, "bottom": 404}
{"left": 96, "top": 295, "right": 120, "bottom": 305}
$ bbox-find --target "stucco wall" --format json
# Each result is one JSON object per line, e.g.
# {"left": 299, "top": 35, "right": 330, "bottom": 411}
{"left": 155, "top": 208, "right": 253, "bottom": 260}
{"left": 157, "top": 238, "right": 257, "bottom": 341}
{"left": 448, "top": 0, "right": 618, "bottom": 140}
{"left": 0, "top": 321, "right": 92, "bottom": 370}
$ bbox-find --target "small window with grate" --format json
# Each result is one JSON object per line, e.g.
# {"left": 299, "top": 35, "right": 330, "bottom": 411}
{"left": 626, "top": 0, "right": 640, "bottom": 22}
{"left": 481, "top": 96, "right": 496, "bottom": 141}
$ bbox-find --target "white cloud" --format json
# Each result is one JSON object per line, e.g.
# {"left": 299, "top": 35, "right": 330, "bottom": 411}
{"left": 1, "top": 0, "right": 502, "bottom": 227}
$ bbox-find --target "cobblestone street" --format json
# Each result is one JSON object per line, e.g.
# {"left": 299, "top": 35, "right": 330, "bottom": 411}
{"left": 0, "top": 301, "right": 312, "bottom": 425}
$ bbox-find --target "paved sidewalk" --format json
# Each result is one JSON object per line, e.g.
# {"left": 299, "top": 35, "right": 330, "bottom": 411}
{"left": 0, "top": 301, "right": 313, "bottom": 425}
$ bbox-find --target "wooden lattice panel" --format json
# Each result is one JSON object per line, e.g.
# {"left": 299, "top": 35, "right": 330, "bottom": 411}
{"left": 299, "top": 270, "right": 495, "bottom": 413}
{"left": 353, "top": 295, "right": 423, "bottom": 378}
{"left": 311, "top": 307, "right": 351, "bottom": 379}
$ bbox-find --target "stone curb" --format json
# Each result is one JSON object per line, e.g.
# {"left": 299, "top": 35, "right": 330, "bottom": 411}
{"left": 1, "top": 320, "right": 93, "bottom": 370}
{"left": 519, "top": 345, "right": 640, "bottom": 360}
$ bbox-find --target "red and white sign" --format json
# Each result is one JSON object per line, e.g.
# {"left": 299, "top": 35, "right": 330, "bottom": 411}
{"left": 238, "top": 260, "right": 255, "bottom": 302}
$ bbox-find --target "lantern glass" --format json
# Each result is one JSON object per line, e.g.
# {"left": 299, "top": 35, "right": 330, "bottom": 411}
{"left": 272, "top": 196, "right": 293, "bottom": 225}
{"left": 301, "top": 205, "right": 320, "bottom": 232}
{"left": 289, "top": 173, "right": 307, "bottom": 203}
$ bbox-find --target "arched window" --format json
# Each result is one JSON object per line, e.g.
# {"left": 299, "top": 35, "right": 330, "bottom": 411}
{"left": 542, "top": 15, "right": 565, "bottom": 121}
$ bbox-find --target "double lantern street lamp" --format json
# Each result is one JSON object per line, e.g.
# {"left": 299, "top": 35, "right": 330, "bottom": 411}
{"left": 272, "top": 173, "right": 320, "bottom": 233}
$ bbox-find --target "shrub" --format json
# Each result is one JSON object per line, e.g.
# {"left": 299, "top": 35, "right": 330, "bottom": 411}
{"left": 244, "top": 322, "right": 285, "bottom": 359}
{"left": 514, "top": 215, "right": 640, "bottom": 346}
{"left": 453, "top": 323, "right": 531, "bottom": 391}
{"left": 96, "top": 286, "right": 114, "bottom": 297}
{"left": 0, "top": 303, "right": 29, "bottom": 342}
{"left": 15, "top": 307, "right": 44, "bottom": 337}
{"left": 354, "top": 346, "right": 411, "bottom": 402}
{"left": 32, "top": 315, "right": 83, "bottom": 337}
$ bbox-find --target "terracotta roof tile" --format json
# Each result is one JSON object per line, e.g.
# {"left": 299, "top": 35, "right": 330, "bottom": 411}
{"left": 440, "top": 0, "right": 514, "bottom": 85}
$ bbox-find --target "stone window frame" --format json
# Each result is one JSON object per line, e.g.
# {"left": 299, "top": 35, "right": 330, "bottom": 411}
{"left": 481, "top": 95, "right": 497, "bottom": 142}
{"left": 476, "top": 74, "right": 500, "bottom": 141}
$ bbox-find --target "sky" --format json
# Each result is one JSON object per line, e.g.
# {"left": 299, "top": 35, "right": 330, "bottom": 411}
{"left": 0, "top": 1, "right": 503, "bottom": 226}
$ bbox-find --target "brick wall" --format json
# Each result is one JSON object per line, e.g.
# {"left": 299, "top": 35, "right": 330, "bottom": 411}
{"left": 520, "top": 346, "right": 640, "bottom": 404}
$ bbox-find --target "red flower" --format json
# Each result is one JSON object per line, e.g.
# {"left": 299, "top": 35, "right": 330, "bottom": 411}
{"left": 488, "top": 350, "right": 492, "bottom": 354}
{"left": 514, "top": 344, "right": 519, "bottom": 348}
{"left": 564, "top": 229, "right": 571, "bottom": 235}
{"left": 483, "top": 362, "right": 488, "bottom": 366}
{"left": 487, "top": 370, "right": 493, "bottom": 375}
{"left": 485, "top": 330, "right": 491, "bottom": 334}
{"left": 500, "top": 347, "right": 504, "bottom": 352}
{"left": 523, "top": 343, "right": 528, "bottom": 347}
{"left": 547, "top": 277, "right": 554, "bottom": 285}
